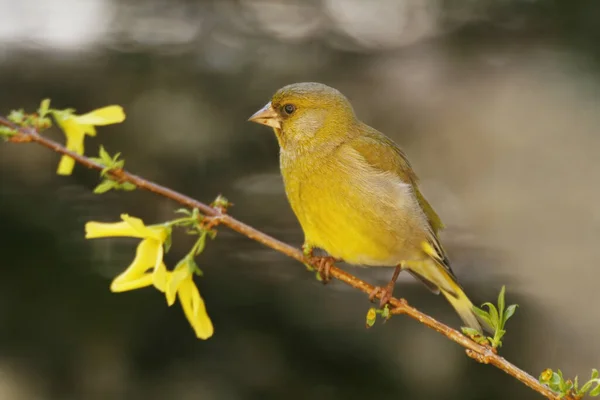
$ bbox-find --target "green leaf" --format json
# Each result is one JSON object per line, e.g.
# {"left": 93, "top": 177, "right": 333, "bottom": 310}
{"left": 504, "top": 304, "right": 518, "bottom": 323}
{"left": 580, "top": 379, "right": 595, "bottom": 394}
{"left": 565, "top": 379, "right": 574, "bottom": 392}
{"left": 8, "top": 109, "right": 25, "bottom": 124}
{"left": 498, "top": 285, "right": 506, "bottom": 322}
{"left": 472, "top": 306, "right": 495, "bottom": 330}
{"left": 366, "top": 308, "right": 377, "bottom": 328}
{"left": 0, "top": 126, "right": 17, "bottom": 137}
{"left": 113, "top": 160, "right": 124, "bottom": 170}
{"left": 99, "top": 145, "right": 111, "bottom": 164}
{"left": 38, "top": 99, "right": 51, "bottom": 117}
{"left": 175, "top": 208, "right": 191, "bottom": 216}
{"left": 381, "top": 305, "right": 390, "bottom": 319}
{"left": 482, "top": 302, "right": 499, "bottom": 327}
{"left": 196, "top": 234, "right": 207, "bottom": 255}
{"left": 119, "top": 181, "right": 137, "bottom": 191}
{"left": 590, "top": 382, "right": 600, "bottom": 396}
{"left": 462, "top": 327, "right": 480, "bottom": 337}
{"left": 593, "top": 369, "right": 599, "bottom": 380}
{"left": 189, "top": 258, "right": 203, "bottom": 276}
{"left": 163, "top": 227, "right": 172, "bottom": 253}
{"left": 93, "top": 179, "right": 116, "bottom": 194}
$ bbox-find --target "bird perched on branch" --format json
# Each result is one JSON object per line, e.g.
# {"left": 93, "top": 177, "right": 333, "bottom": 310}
{"left": 249, "top": 82, "right": 481, "bottom": 332}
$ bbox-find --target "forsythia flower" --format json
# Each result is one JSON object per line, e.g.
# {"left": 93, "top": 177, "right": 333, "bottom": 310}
{"left": 85, "top": 214, "right": 214, "bottom": 339}
{"left": 85, "top": 214, "right": 169, "bottom": 292}
{"left": 166, "top": 260, "right": 214, "bottom": 339}
{"left": 53, "top": 106, "right": 125, "bottom": 175}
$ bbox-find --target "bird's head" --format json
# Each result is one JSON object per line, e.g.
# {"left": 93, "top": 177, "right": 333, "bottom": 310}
{"left": 248, "top": 82, "right": 357, "bottom": 151}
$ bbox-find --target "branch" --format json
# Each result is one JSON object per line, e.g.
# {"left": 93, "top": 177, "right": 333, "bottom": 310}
{"left": 0, "top": 116, "right": 569, "bottom": 400}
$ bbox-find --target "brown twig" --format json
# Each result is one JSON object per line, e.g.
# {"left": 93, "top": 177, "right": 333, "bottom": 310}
{"left": 0, "top": 116, "right": 569, "bottom": 400}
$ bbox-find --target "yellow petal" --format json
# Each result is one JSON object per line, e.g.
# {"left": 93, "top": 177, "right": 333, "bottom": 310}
{"left": 86, "top": 220, "right": 144, "bottom": 239}
{"left": 111, "top": 273, "right": 153, "bottom": 292}
{"left": 121, "top": 214, "right": 167, "bottom": 241}
{"left": 56, "top": 119, "right": 85, "bottom": 175}
{"left": 165, "top": 261, "right": 191, "bottom": 306}
{"left": 57, "top": 155, "right": 76, "bottom": 176}
{"left": 178, "top": 279, "right": 213, "bottom": 339}
{"left": 74, "top": 105, "right": 126, "bottom": 126}
{"left": 151, "top": 247, "right": 168, "bottom": 292}
{"left": 81, "top": 124, "right": 97, "bottom": 137}
{"left": 110, "top": 238, "right": 160, "bottom": 292}
{"left": 85, "top": 215, "right": 168, "bottom": 241}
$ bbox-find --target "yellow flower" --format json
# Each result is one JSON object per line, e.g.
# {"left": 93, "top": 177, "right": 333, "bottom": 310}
{"left": 166, "top": 260, "right": 214, "bottom": 339}
{"left": 85, "top": 214, "right": 169, "bottom": 292}
{"left": 85, "top": 214, "right": 214, "bottom": 339}
{"left": 53, "top": 105, "right": 125, "bottom": 175}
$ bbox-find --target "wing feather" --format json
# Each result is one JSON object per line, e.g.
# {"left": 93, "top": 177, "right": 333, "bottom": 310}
{"left": 348, "top": 124, "right": 456, "bottom": 281}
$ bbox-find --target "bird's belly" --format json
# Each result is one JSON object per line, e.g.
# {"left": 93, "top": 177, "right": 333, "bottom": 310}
{"left": 303, "top": 208, "right": 408, "bottom": 266}
{"left": 294, "top": 179, "right": 424, "bottom": 267}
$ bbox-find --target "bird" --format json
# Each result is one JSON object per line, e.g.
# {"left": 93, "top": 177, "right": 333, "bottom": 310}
{"left": 248, "top": 82, "right": 481, "bottom": 331}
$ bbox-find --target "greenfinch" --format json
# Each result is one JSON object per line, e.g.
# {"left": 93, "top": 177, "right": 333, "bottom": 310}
{"left": 249, "top": 82, "right": 481, "bottom": 332}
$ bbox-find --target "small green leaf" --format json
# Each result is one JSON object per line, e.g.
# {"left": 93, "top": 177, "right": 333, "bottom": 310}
{"left": 574, "top": 376, "right": 579, "bottom": 392}
{"left": 593, "top": 369, "right": 599, "bottom": 380}
{"left": 549, "top": 373, "right": 562, "bottom": 389}
{"left": 481, "top": 302, "right": 499, "bottom": 328}
{"left": 590, "top": 383, "right": 600, "bottom": 396}
{"left": 185, "top": 257, "right": 201, "bottom": 275}
{"left": 381, "top": 305, "right": 390, "bottom": 319}
{"left": 462, "top": 327, "right": 489, "bottom": 345}
{"left": 366, "top": 308, "right": 377, "bottom": 328}
{"left": 0, "top": 126, "right": 17, "bottom": 137}
{"left": 99, "top": 145, "right": 111, "bottom": 164}
{"left": 194, "top": 231, "right": 209, "bottom": 255}
{"left": 119, "top": 181, "right": 137, "bottom": 191}
{"left": 540, "top": 369, "right": 553, "bottom": 384}
{"left": 39, "top": 99, "right": 51, "bottom": 117}
{"left": 175, "top": 208, "right": 192, "bottom": 216}
{"left": 113, "top": 160, "right": 124, "bottom": 170}
{"left": 498, "top": 285, "right": 506, "bottom": 319}
{"left": 8, "top": 109, "right": 25, "bottom": 124}
{"left": 93, "top": 179, "right": 117, "bottom": 194}
{"left": 473, "top": 306, "right": 495, "bottom": 330}
{"left": 504, "top": 304, "right": 518, "bottom": 323}
{"left": 163, "top": 231, "right": 172, "bottom": 254}
{"left": 461, "top": 327, "right": 480, "bottom": 337}
{"left": 580, "top": 380, "right": 594, "bottom": 394}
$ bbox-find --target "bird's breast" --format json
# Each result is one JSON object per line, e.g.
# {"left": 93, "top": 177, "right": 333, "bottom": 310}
{"left": 280, "top": 149, "right": 426, "bottom": 266}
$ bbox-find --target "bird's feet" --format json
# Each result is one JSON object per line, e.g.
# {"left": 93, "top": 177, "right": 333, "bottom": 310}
{"left": 312, "top": 256, "right": 338, "bottom": 283}
{"left": 368, "top": 280, "right": 397, "bottom": 308}
{"left": 368, "top": 265, "right": 402, "bottom": 308}
{"left": 302, "top": 244, "right": 338, "bottom": 283}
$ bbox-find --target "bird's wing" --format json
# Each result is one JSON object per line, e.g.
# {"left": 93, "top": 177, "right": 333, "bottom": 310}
{"left": 348, "top": 126, "right": 456, "bottom": 282}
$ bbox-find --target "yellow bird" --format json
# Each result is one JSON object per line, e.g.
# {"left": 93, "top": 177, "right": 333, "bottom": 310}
{"left": 249, "top": 82, "right": 481, "bottom": 331}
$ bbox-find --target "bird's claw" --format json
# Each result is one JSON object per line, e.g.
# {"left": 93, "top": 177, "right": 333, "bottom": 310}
{"left": 312, "top": 256, "right": 336, "bottom": 284}
{"left": 368, "top": 282, "right": 396, "bottom": 308}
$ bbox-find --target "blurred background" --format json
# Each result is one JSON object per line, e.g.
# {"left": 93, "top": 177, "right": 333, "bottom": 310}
{"left": 1, "top": 0, "right": 600, "bottom": 399}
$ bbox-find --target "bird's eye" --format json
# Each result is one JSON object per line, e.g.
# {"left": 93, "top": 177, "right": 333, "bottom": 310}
{"left": 283, "top": 104, "right": 296, "bottom": 115}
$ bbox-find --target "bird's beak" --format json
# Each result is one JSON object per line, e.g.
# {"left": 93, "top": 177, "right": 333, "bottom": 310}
{"left": 248, "top": 102, "right": 281, "bottom": 129}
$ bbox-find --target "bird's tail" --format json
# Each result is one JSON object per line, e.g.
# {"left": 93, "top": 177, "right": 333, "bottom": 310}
{"left": 409, "top": 259, "right": 483, "bottom": 332}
